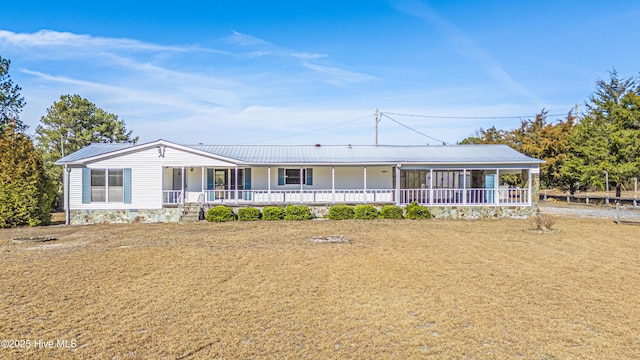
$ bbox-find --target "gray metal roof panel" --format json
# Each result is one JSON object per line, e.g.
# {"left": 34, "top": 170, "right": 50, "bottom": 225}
{"left": 55, "top": 143, "right": 136, "bottom": 164}
{"left": 56, "top": 142, "right": 543, "bottom": 165}
{"left": 187, "top": 144, "right": 543, "bottom": 164}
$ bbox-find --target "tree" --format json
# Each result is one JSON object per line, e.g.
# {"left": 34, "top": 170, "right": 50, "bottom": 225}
{"left": 561, "top": 70, "right": 640, "bottom": 192}
{"left": 512, "top": 110, "right": 575, "bottom": 189}
{"left": 36, "top": 94, "right": 138, "bottom": 208}
{"left": 460, "top": 110, "right": 576, "bottom": 190}
{"left": 0, "top": 55, "right": 26, "bottom": 134}
{"left": 0, "top": 125, "right": 55, "bottom": 227}
{"left": 459, "top": 126, "right": 514, "bottom": 145}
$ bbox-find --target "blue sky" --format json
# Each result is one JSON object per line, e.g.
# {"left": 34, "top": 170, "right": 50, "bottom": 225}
{"left": 1, "top": 0, "right": 639, "bottom": 145}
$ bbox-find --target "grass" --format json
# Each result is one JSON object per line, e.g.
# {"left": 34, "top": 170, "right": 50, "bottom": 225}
{"left": 1, "top": 218, "right": 639, "bottom": 359}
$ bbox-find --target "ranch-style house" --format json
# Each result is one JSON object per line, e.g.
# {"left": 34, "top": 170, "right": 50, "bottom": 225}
{"left": 56, "top": 139, "right": 544, "bottom": 224}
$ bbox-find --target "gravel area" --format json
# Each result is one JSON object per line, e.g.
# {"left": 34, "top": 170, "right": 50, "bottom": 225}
{"left": 539, "top": 201, "right": 640, "bottom": 222}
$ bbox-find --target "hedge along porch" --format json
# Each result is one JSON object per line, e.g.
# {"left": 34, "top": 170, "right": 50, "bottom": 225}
{"left": 56, "top": 139, "right": 544, "bottom": 224}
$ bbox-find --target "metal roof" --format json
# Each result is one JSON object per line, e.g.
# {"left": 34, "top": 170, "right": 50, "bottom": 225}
{"left": 189, "top": 144, "right": 542, "bottom": 164}
{"left": 56, "top": 140, "right": 543, "bottom": 165}
{"left": 56, "top": 142, "right": 135, "bottom": 163}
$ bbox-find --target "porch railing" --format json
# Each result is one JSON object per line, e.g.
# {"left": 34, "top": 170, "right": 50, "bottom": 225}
{"left": 163, "top": 190, "right": 182, "bottom": 204}
{"left": 201, "top": 189, "right": 394, "bottom": 204}
{"left": 163, "top": 188, "right": 529, "bottom": 206}
{"left": 399, "top": 188, "right": 529, "bottom": 206}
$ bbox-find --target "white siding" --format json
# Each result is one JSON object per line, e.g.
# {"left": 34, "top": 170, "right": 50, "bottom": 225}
{"left": 68, "top": 146, "right": 236, "bottom": 210}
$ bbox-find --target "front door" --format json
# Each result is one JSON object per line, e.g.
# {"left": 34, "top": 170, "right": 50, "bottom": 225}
{"left": 172, "top": 168, "right": 186, "bottom": 191}
{"left": 215, "top": 169, "right": 228, "bottom": 199}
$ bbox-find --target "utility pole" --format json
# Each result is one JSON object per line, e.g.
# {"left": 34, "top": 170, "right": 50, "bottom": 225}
{"left": 374, "top": 108, "right": 379, "bottom": 145}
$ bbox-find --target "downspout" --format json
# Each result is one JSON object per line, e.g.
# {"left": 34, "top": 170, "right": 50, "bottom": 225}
{"left": 65, "top": 165, "right": 71, "bottom": 225}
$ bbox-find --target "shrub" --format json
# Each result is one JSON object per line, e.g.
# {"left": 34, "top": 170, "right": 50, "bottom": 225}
{"left": 379, "top": 204, "right": 404, "bottom": 219}
{"left": 354, "top": 205, "right": 379, "bottom": 220}
{"left": 262, "top": 206, "right": 285, "bottom": 221}
{"left": 284, "top": 204, "right": 312, "bottom": 220}
{"left": 205, "top": 206, "right": 236, "bottom": 222}
{"left": 405, "top": 202, "right": 432, "bottom": 219}
{"left": 237, "top": 207, "right": 261, "bottom": 221}
{"left": 328, "top": 204, "right": 355, "bottom": 220}
{"left": 531, "top": 214, "right": 556, "bottom": 230}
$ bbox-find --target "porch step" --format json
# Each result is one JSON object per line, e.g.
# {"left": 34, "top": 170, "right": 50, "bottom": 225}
{"left": 180, "top": 204, "right": 204, "bottom": 222}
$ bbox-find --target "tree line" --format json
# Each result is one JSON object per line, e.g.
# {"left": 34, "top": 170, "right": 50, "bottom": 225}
{"left": 460, "top": 70, "right": 640, "bottom": 194}
{"left": 1, "top": 55, "right": 137, "bottom": 227}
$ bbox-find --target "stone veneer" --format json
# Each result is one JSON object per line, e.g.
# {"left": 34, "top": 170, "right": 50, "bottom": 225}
{"left": 70, "top": 204, "right": 537, "bottom": 224}
{"left": 70, "top": 208, "right": 182, "bottom": 225}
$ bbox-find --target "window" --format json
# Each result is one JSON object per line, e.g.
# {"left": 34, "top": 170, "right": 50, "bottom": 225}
{"left": 91, "top": 169, "right": 106, "bottom": 202}
{"left": 278, "top": 168, "right": 313, "bottom": 186}
{"left": 108, "top": 169, "right": 124, "bottom": 202}
{"left": 89, "top": 169, "right": 124, "bottom": 202}
{"left": 285, "top": 169, "right": 302, "bottom": 185}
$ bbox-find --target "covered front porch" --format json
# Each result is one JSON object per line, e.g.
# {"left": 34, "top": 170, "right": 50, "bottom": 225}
{"left": 161, "top": 165, "right": 535, "bottom": 207}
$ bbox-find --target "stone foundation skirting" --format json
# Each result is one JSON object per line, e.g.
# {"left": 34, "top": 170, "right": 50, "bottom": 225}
{"left": 69, "top": 204, "right": 536, "bottom": 225}
{"left": 70, "top": 208, "right": 182, "bottom": 225}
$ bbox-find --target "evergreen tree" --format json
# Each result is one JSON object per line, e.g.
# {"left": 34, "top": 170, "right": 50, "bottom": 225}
{"left": 561, "top": 70, "right": 640, "bottom": 191}
{"left": 0, "top": 55, "right": 26, "bottom": 134}
{"left": 0, "top": 125, "right": 55, "bottom": 227}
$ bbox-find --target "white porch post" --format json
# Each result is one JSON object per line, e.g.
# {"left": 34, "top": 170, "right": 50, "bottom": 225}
{"left": 528, "top": 168, "right": 532, "bottom": 205}
{"left": 395, "top": 164, "right": 401, "bottom": 205}
{"left": 201, "top": 166, "right": 205, "bottom": 201}
{"left": 429, "top": 169, "right": 434, "bottom": 206}
{"left": 300, "top": 167, "right": 304, "bottom": 204}
{"left": 267, "top": 167, "right": 272, "bottom": 204}
{"left": 462, "top": 169, "right": 467, "bottom": 205}
{"left": 495, "top": 169, "right": 500, "bottom": 205}
{"left": 234, "top": 165, "right": 239, "bottom": 204}
{"left": 181, "top": 166, "right": 185, "bottom": 204}
{"left": 332, "top": 166, "right": 335, "bottom": 203}
{"left": 363, "top": 166, "right": 367, "bottom": 203}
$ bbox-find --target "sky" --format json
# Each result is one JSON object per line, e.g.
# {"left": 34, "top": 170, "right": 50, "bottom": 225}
{"left": 1, "top": 0, "right": 639, "bottom": 145}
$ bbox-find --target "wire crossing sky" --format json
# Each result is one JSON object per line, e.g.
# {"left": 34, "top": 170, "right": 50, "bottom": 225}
{"left": 1, "top": 0, "right": 639, "bottom": 145}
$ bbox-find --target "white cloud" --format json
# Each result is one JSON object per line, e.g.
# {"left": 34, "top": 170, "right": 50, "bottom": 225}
{"left": 0, "top": 29, "right": 208, "bottom": 53}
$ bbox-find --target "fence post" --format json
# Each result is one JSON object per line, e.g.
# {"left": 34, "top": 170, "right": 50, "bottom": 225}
{"left": 634, "top": 177, "right": 638, "bottom": 208}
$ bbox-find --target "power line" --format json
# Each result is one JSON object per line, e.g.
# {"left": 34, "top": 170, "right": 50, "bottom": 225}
{"left": 380, "top": 113, "right": 451, "bottom": 145}
{"left": 382, "top": 111, "right": 566, "bottom": 119}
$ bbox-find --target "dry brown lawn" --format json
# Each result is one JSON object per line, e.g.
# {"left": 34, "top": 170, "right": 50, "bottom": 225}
{"left": 1, "top": 217, "right": 639, "bottom": 359}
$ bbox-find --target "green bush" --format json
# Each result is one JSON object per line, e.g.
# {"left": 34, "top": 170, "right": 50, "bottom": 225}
{"left": 328, "top": 204, "right": 355, "bottom": 220}
{"left": 405, "top": 201, "right": 432, "bottom": 219}
{"left": 237, "top": 207, "right": 261, "bottom": 221}
{"left": 354, "top": 205, "right": 379, "bottom": 220}
{"left": 205, "top": 206, "right": 236, "bottom": 222}
{"left": 262, "top": 206, "right": 285, "bottom": 221}
{"left": 284, "top": 204, "right": 312, "bottom": 220}
{"left": 379, "top": 204, "right": 404, "bottom": 219}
